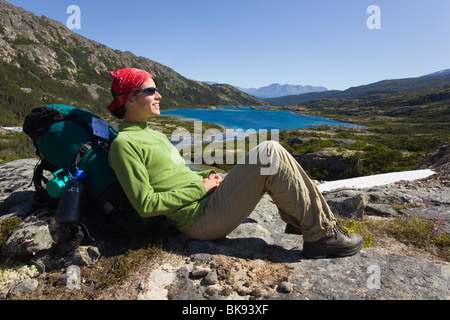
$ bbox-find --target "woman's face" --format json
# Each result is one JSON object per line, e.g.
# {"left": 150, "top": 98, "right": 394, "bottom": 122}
{"left": 125, "top": 78, "right": 162, "bottom": 122}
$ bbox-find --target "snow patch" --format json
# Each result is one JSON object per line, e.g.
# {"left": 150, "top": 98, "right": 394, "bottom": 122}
{"left": 317, "top": 169, "right": 435, "bottom": 192}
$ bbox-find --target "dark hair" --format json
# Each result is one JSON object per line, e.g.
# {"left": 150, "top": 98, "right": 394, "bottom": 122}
{"left": 110, "top": 87, "right": 126, "bottom": 119}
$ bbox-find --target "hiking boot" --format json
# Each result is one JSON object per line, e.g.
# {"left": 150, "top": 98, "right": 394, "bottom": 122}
{"left": 302, "top": 226, "right": 364, "bottom": 259}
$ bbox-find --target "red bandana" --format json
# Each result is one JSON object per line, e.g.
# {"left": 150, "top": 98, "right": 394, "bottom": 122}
{"left": 107, "top": 68, "right": 154, "bottom": 111}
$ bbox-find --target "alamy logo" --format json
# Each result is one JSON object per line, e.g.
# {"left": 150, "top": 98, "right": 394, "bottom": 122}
{"left": 66, "top": 5, "right": 81, "bottom": 30}
{"left": 366, "top": 264, "right": 381, "bottom": 289}
{"left": 170, "top": 121, "right": 280, "bottom": 175}
{"left": 367, "top": 5, "right": 381, "bottom": 30}
{"left": 66, "top": 265, "right": 81, "bottom": 290}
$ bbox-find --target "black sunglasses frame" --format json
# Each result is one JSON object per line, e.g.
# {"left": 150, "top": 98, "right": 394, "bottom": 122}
{"left": 117, "top": 87, "right": 158, "bottom": 96}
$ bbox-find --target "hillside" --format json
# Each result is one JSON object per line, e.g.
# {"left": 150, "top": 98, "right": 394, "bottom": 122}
{"left": 265, "top": 74, "right": 450, "bottom": 105}
{"left": 423, "top": 69, "right": 450, "bottom": 77}
{"left": 282, "top": 84, "right": 450, "bottom": 143}
{"left": 0, "top": 0, "right": 265, "bottom": 126}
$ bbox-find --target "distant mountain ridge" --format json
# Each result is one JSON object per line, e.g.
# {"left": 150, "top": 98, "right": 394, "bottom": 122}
{"left": 237, "top": 83, "right": 328, "bottom": 99}
{"left": 0, "top": 0, "right": 265, "bottom": 125}
{"left": 422, "top": 69, "right": 450, "bottom": 77}
{"left": 265, "top": 71, "right": 450, "bottom": 105}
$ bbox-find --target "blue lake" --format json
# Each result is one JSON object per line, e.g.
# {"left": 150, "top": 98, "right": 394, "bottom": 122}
{"left": 161, "top": 106, "right": 360, "bottom": 131}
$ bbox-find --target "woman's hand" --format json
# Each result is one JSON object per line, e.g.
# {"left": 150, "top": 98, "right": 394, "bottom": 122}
{"left": 202, "top": 173, "right": 223, "bottom": 194}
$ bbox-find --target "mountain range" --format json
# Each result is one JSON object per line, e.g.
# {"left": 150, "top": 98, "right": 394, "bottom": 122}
{"left": 265, "top": 72, "right": 450, "bottom": 105}
{"left": 236, "top": 83, "right": 328, "bottom": 99}
{"left": 0, "top": 0, "right": 265, "bottom": 125}
{"left": 422, "top": 69, "right": 450, "bottom": 77}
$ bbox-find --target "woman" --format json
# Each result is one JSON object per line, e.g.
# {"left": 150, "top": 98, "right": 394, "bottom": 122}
{"left": 107, "top": 68, "right": 363, "bottom": 259}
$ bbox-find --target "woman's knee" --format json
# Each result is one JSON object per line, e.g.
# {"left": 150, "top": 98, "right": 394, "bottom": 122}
{"left": 259, "top": 140, "right": 281, "bottom": 150}
{"left": 254, "top": 140, "right": 282, "bottom": 175}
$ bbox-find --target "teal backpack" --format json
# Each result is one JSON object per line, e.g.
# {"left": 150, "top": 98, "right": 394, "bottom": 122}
{"left": 23, "top": 104, "right": 164, "bottom": 243}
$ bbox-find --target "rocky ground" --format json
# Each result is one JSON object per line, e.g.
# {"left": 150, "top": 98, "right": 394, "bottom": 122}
{"left": 0, "top": 146, "right": 449, "bottom": 300}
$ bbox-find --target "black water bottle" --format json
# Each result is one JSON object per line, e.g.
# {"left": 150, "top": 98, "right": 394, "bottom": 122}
{"left": 56, "top": 169, "right": 86, "bottom": 224}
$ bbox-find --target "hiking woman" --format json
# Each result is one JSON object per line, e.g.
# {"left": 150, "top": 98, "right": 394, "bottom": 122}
{"left": 106, "top": 68, "right": 363, "bottom": 259}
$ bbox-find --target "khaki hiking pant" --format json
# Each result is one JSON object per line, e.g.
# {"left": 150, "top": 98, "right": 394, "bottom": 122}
{"left": 184, "top": 141, "right": 337, "bottom": 242}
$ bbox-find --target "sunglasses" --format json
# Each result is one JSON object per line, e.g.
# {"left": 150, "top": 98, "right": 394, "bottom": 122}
{"left": 117, "top": 87, "right": 158, "bottom": 96}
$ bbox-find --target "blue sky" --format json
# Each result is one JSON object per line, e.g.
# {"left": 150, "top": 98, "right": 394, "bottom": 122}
{"left": 7, "top": 0, "right": 450, "bottom": 90}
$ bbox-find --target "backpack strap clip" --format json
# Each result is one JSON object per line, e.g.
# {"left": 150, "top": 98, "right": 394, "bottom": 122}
{"left": 72, "top": 141, "right": 94, "bottom": 169}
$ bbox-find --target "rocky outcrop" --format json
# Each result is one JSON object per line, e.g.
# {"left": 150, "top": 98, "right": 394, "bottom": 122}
{"left": 293, "top": 152, "right": 355, "bottom": 173}
{"left": 416, "top": 144, "right": 450, "bottom": 185}
{"left": 1, "top": 157, "right": 449, "bottom": 299}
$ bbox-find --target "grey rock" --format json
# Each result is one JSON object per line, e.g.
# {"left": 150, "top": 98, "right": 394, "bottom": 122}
{"left": 191, "top": 265, "right": 210, "bottom": 277}
{"left": 285, "top": 248, "right": 450, "bottom": 300}
{"left": 189, "top": 253, "right": 213, "bottom": 263}
{"left": 203, "top": 270, "right": 218, "bottom": 285}
{"left": 6, "top": 279, "right": 38, "bottom": 297}
{"left": 323, "top": 190, "right": 368, "bottom": 219}
{"left": 1, "top": 158, "right": 450, "bottom": 300}
{"left": 168, "top": 266, "right": 204, "bottom": 300}
{"left": 277, "top": 281, "right": 293, "bottom": 293}
{"left": 365, "top": 203, "right": 398, "bottom": 217}
{"left": 61, "top": 245, "right": 101, "bottom": 268}
{"left": 1, "top": 209, "right": 57, "bottom": 256}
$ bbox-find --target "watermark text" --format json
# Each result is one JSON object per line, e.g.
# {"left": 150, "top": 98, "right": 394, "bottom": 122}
{"left": 170, "top": 121, "right": 280, "bottom": 175}
{"left": 66, "top": 5, "right": 81, "bottom": 30}
{"left": 367, "top": 5, "right": 381, "bottom": 30}
{"left": 366, "top": 264, "right": 381, "bottom": 289}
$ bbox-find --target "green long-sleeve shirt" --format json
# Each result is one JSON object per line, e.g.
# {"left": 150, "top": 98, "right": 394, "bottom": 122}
{"left": 108, "top": 122, "right": 213, "bottom": 232}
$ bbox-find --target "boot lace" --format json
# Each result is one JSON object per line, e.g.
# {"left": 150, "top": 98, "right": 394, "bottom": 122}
{"left": 334, "top": 224, "right": 351, "bottom": 238}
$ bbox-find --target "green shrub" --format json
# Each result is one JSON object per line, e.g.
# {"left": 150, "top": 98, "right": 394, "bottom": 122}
{"left": 0, "top": 217, "right": 22, "bottom": 248}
